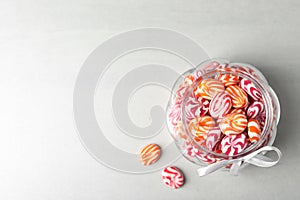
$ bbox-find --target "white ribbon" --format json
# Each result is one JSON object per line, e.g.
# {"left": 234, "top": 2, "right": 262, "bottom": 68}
{"left": 197, "top": 146, "right": 282, "bottom": 176}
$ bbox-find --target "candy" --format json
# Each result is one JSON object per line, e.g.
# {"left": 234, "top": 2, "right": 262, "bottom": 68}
{"left": 209, "top": 92, "right": 232, "bottom": 118}
{"left": 219, "top": 113, "right": 247, "bottom": 135}
{"left": 247, "top": 119, "right": 261, "bottom": 143}
{"left": 202, "top": 61, "right": 220, "bottom": 71}
{"left": 247, "top": 101, "right": 264, "bottom": 119}
{"left": 189, "top": 116, "right": 215, "bottom": 140}
{"left": 221, "top": 133, "right": 247, "bottom": 156}
{"left": 239, "top": 78, "right": 262, "bottom": 100}
{"left": 229, "top": 108, "right": 246, "bottom": 115}
{"left": 167, "top": 102, "right": 181, "bottom": 131}
{"left": 138, "top": 144, "right": 161, "bottom": 165}
{"left": 184, "top": 92, "right": 209, "bottom": 123}
{"left": 194, "top": 78, "right": 225, "bottom": 100}
{"left": 183, "top": 142, "right": 217, "bottom": 163}
{"left": 225, "top": 85, "right": 248, "bottom": 108}
{"left": 218, "top": 74, "right": 240, "bottom": 86}
{"left": 256, "top": 112, "right": 266, "bottom": 127}
{"left": 162, "top": 166, "right": 184, "bottom": 189}
{"left": 183, "top": 74, "right": 195, "bottom": 86}
{"left": 206, "top": 127, "right": 222, "bottom": 150}
{"left": 175, "top": 85, "right": 188, "bottom": 102}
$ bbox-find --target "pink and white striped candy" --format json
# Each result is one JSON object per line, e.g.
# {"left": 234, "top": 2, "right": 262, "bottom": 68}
{"left": 162, "top": 166, "right": 185, "bottom": 189}
{"left": 221, "top": 134, "right": 248, "bottom": 156}
{"left": 175, "top": 85, "right": 188, "bottom": 102}
{"left": 167, "top": 102, "right": 181, "bottom": 131}
{"left": 183, "top": 142, "right": 217, "bottom": 163}
{"left": 209, "top": 92, "right": 232, "bottom": 118}
{"left": 184, "top": 92, "right": 209, "bottom": 123}
{"left": 247, "top": 101, "right": 264, "bottom": 119}
{"left": 206, "top": 127, "right": 222, "bottom": 150}
{"left": 239, "top": 78, "right": 262, "bottom": 100}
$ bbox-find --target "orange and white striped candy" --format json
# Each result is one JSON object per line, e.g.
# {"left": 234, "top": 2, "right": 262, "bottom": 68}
{"left": 218, "top": 74, "right": 240, "bottom": 86}
{"left": 194, "top": 78, "right": 225, "bottom": 100}
{"left": 229, "top": 108, "right": 246, "bottom": 115}
{"left": 189, "top": 116, "right": 215, "bottom": 140}
{"left": 247, "top": 119, "right": 261, "bottom": 143}
{"left": 219, "top": 113, "right": 247, "bottom": 135}
{"left": 225, "top": 85, "right": 248, "bottom": 108}
{"left": 139, "top": 144, "right": 161, "bottom": 166}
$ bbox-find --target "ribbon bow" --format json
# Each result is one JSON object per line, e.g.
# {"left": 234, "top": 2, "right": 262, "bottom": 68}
{"left": 197, "top": 146, "right": 282, "bottom": 176}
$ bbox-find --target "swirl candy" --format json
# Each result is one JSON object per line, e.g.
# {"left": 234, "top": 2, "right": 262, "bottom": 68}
{"left": 247, "top": 101, "right": 264, "bottom": 119}
{"left": 139, "top": 144, "right": 161, "bottom": 165}
{"left": 218, "top": 74, "right": 240, "bottom": 86}
{"left": 162, "top": 166, "right": 185, "bottom": 189}
{"left": 184, "top": 92, "right": 209, "bottom": 123}
{"left": 225, "top": 85, "right": 248, "bottom": 108}
{"left": 189, "top": 116, "right": 215, "bottom": 140}
{"left": 194, "top": 78, "right": 225, "bottom": 100}
{"left": 167, "top": 102, "right": 181, "bottom": 131}
{"left": 247, "top": 119, "right": 261, "bottom": 143}
{"left": 221, "top": 133, "right": 247, "bottom": 156}
{"left": 209, "top": 92, "right": 232, "bottom": 119}
{"left": 206, "top": 127, "right": 222, "bottom": 150}
{"left": 239, "top": 78, "right": 262, "bottom": 100}
{"left": 219, "top": 113, "right": 247, "bottom": 135}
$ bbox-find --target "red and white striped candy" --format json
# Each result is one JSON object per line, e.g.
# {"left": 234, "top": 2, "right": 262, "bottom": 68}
{"left": 209, "top": 92, "right": 232, "bottom": 118}
{"left": 221, "top": 133, "right": 247, "bottom": 156}
{"left": 248, "top": 119, "right": 261, "bottom": 143}
{"left": 225, "top": 85, "right": 248, "bottom": 108}
{"left": 218, "top": 74, "right": 240, "bottom": 86}
{"left": 184, "top": 92, "right": 209, "bottom": 123}
{"left": 167, "top": 102, "right": 181, "bottom": 131}
{"left": 194, "top": 78, "right": 225, "bottom": 100}
{"left": 247, "top": 101, "right": 264, "bottom": 119}
{"left": 138, "top": 144, "right": 161, "bottom": 165}
{"left": 239, "top": 78, "right": 262, "bottom": 100}
{"left": 206, "top": 127, "right": 222, "bottom": 150}
{"left": 183, "top": 142, "right": 216, "bottom": 163}
{"left": 189, "top": 116, "right": 215, "bottom": 140}
{"left": 219, "top": 113, "right": 248, "bottom": 135}
{"left": 175, "top": 85, "right": 188, "bottom": 103}
{"left": 162, "top": 166, "right": 184, "bottom": 189}
{"left": 183, "top": 74, "right": 195, "bottom": 86}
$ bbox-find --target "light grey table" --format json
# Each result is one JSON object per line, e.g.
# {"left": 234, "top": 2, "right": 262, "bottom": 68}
{"left": 0, "top": 0, "right": 299, "bottom": 199}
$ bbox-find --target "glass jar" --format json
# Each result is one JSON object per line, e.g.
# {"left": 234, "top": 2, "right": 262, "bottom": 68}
{"left": 166, "top": 58, "right": 280, "bottom": 167}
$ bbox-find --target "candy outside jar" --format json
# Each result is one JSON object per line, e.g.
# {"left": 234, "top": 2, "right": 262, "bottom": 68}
{"left": 166, "top": 59, "right": 281, "bottom": 176}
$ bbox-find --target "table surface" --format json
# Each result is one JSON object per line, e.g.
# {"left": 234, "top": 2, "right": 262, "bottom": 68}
{"left": 1, "top": 0, "right": 300, "bottom": 199}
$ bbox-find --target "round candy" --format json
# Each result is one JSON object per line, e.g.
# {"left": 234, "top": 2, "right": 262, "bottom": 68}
{"left": 194, "top": 78, "right": 225, "bottom": 100}
{"left": 239, "top": 78, "right": 262, "bottom": 101}
{"left": 247, "top": 101, "right": 264, "bottom": 119}
{"left": 162, "top": 166, "right": 184, "bottom": 189}
{"left": 139, "top": 144, "right": 161, "bottom": 166}
{"left": 225, "top": 85, "right": 248, "bottom": 108}
{"left": 167, "top": 101, "right": 181, "bottom": 131}
{"left": 218, "top": 74, "right": 240, "bottom": 86}
{"left": 229, "top": 108, "right": 246, "bottom": 115}
{"left": 247, "top": 119, "right": 261, "bottom": 143}
{"left": 184, "top": 92, "right": 209, "bottom": 123}
{"left": 206, "top": 127, "right": 222, "bottom": 150}
{"left": 189, "top": 116, "right": 215, "bottom": 140}
{"left": 183, "top": 142, "right": 217, "bottom": 163}
{"left": 209, "top": 92, "right": 232, "bottom": 118}
{"left": 221, "top": 133, "right": 247, "bottom": 156}
{"left": 183, "top": 74, "right": 195, "bottom": 86}
{"left": 175, "top": 85, "right": 188, "bottom": 103}
{"left": 219, "top": 113, "right": 247, "bottom": 135}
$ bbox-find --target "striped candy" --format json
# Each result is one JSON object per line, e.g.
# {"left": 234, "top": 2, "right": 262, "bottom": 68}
{"left": 219, "top": 113, "right": 248, "bottom": 135}
{"left": 167, "top": 102, "right": 181, "bottom": 131}
{"left": 221, "top": 133, "right": 247, "bottom": 156}
{"left": 218, "top": 74, "right": 240, "bottom": 86}
{"left": 209, "top": 92, "right": 232, "bottom": 118}
{"left": 225, "top": 85, "right": 248, "bottom": 108}
{"left": 229, "top": 108, "right": 246, "bottom": 115}
{"left": 175, "top": 85, "right": 188, "bottom": 103}
{"left": 184, "top": 92, "right": 209, "bottom": 123}
{"left": 189, "top": 116, "right": 216, "bottom": 140}
{"left": 194, "top": 78, "right": 225, "bottom": 100}
{"left": 247, "top": 101, "right": 264, "bottom": 119}
{"left": 183, "top": 142, "right": 217, "bottom": 164}
{"left": 162, "top": 166, "right": 185, "bottom": 189}
{"left": 239, "top": 78, "right": 262, "bottom": 101}
{"left": 139, "top": 144, "right": 161, "bottom": 165}
{"left": 183, "top": 74, "right": 195, "bottom": 86}
{"left": 247, "top": 119, "right": 261, "bottom": 143}
{"left": 206, "top": 127, "right": 222, "bottom": 150}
